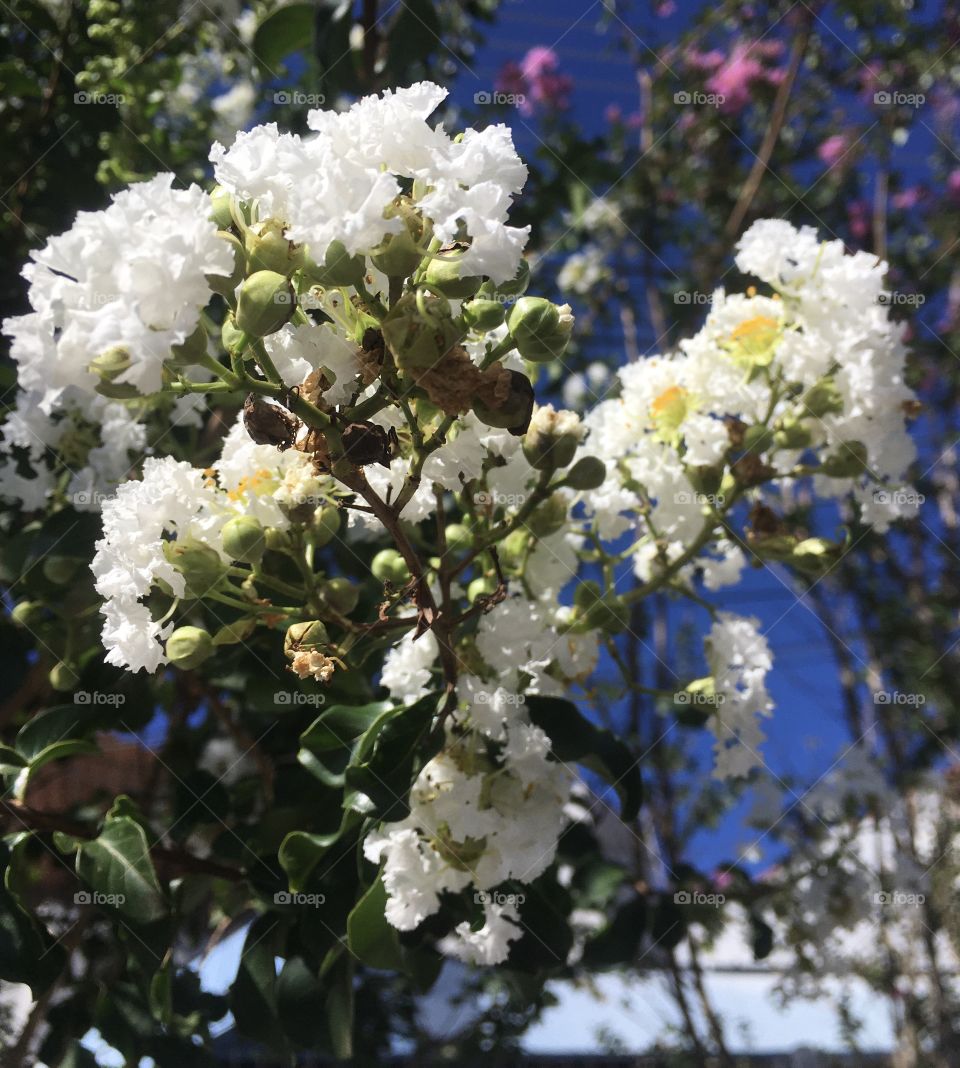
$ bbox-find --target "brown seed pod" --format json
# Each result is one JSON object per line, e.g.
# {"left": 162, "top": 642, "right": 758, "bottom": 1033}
{"left": 340, "top": 420, "right": 399, "bottom": 468}
{"left": 242, "top": 394, "right": 300, "bottom": 451}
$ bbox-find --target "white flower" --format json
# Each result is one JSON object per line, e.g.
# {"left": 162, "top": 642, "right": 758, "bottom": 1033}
{"left": 439, "top": 899, "right": 524, "bottom": 966}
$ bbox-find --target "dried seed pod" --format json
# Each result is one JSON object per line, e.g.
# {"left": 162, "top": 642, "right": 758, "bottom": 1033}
{"left": 243, "top": 394, "right": 300, "bottom": 451}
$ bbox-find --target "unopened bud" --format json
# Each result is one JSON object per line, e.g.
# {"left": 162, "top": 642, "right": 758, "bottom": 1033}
{"left": 443, "top": 523, "right": 473, "bottom": 553}
{"left": 819, "top": 441, "right": 869, "bottom": 478}
{"left": 49, "top": 662, "right": 80, "bottom": 691}
{"left": 800, "top": 377, "right": 844, "bottom": 418}
{"left": 523, "top": 405, "right": 583, "bottom": 470}
{"left": 320, "top": 577, "right": 359, "bottom": 615}
{"left": 371, "top": 216, "right": 427, "bottom": 279}
{"left": 472, "top": 369, "right": 535, "bottom": 435}
{"left": 424, "top": 247, "right": 482, "bottom": 299}
{"left": 528, "top": 495, "right": 568, "bottom": 537}
{"left": 311, "top": 505, "right": 341, "bottom": 549}
{"left": 164, "top": 539, "right": 227, "bottom": 597}
{"left": 381, "top": 292, "right": 464, "bottom": 370}
{"left": 564, "top": 455, "right": 606, "bottom": 490}
{"left": 166, "top": 626, "right": 215, "bottom": 670}
{"left": 244, "top": 219, "right": 305, "bottom": 276}
{"left": 221, "top": 313, "right": 248, "bottom": 356}
{"left": 221, "top": 515, "right": 266, "bottom": 565}
{"left": 11, "top": 601, "right": 44, "bottom": 628}
{"left": 209, "top": 185, "right": 234, "bottom": 230}
{"left": 507, "top": 297, "right": 573, "bottom": 363}
{"left": 462, "top": 298, "right": 506, "bottom": 332}
{"left": 284, "top": 619, "right": 329, "bottom": 658}
{"left": 89, "top": 346, "right": 131, "bottom": 382}
{"left": 371, "top": 549, "right": 410, "bottom": 585}
{"left": 235, "top": 270, "right": 295, "bottom": 339}
{"left": 307, "top": 239, "right": 366, "bottom": 288}
{"left": 43, "top": 556, "right": 80, "bottom": 585}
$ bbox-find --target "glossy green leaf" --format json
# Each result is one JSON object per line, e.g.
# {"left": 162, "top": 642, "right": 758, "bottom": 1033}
{"left": 75, "top": 817, "right": 167, "bottom": 925}
{"left": 251, "top": 3, "right": 314, "bottom": 72}
{"left": 346, "top": 873, "right": 402, "bottom": 971}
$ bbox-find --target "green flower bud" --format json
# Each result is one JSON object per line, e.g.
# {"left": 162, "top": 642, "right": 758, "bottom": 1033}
{"left": 686, "top": 463, "right": 723, "bottom": 498}
{"left": 43, "top": 556, "right": 80, "bottom": 585}
{"left": 213, "top": 618, "right": 257, "bottom": 646}
{"left": 500, "top": 528, "right": 530, "bottom": 563}
{"left": 772, "top": 421, "right": 813, "bottom": 450}
{"left": 244, "top": 219, "right": 305, "bottom": 276}
{"left": 741, "top": 425, "right": 773, "bottom": 454}
{"left": 800, "top": 377, "right": 844, "bottom": 418}
{"left": 89, "top": 346, "right": 131, "bottom": 382}
{"left": 264, "top": 527, "right": 294, "bottom": 554}
{"left": 424, "top": 248, "right": 482, "bottom": 299}
{"left": 586, "top": 594, "right": 630, "bottom": 635}
{"left": 312, "top": 505, "right": 342, "bottom": 549}
{"left": 321, "top": 577, "right": 359, "bottom": 615}
{"left": 478, "top": 258, "right": 530, "bottom": 299}
{"left": 168, "top": 321, "right": 209, "bottom": 369}
{"left": 306, "top": 239, "right": 366, "bottom": 288}
{"left": 507, "top": 297, "right": 573, "bottom": 363}
{"left": 284, "top": 619, "right": 329, "bottom": 657}
{"left": 443, "top": 523, "right": 473, "bottom": 553}
{"left": 11, "top": 601, "right": 44, "bottom": 628}
{"left": 462, "top": 298, "right": 506, "bottom": 333}
{"left": 467, "top": 575, "right": 496, "bottom": 602}
{"left": 371, "top": 548, "right": 410, "bottom": 585}
{"left": 166, "top": 626, "right": 215, "bottom": 670}
{"left": 164, "top": 539, "right": 227, "bottom": 597}
{"left": 371, "top": 214, "right": 428, "bottom": 278}
{"left": 471, "top": 369, "right": 535, "bottom": 435}
{"left": 381, "top": 292, "right": 464, "bottom": 370}
{"left": 207, "top": 231, "right": 245, "bottom": 298}
{"left": 522, "top": 405, "right": 583, "bottom": 471}
{"left": 819, "top": 441, "right": 869, "bottom": 478}
{"left": 528, "top": 495, "right": 568, "bottom": 538}
{"left": 221, "top": 515, "right": 266, "bottom": 565}
{"left": 235, "top": 270, "right": 295, "bottom": 339}
{"left": 221, "top": 313, "right": 248, "bottom": 356}
{"left": 49, "top": 662, "right": 80, "bottom": 691}
{"left": 564, "top": 455, "right": 607, "bottom": 491}
{"left": 790, "top": 536, "right": 842, "bottom": 575}
{"left": 209, "top": 185, "right": 234, "bottom": 230}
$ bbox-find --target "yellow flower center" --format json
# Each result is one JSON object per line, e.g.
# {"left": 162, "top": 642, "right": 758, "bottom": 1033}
{"left": 228, "top": 468, "right": 275, "bottom": 501}
{"left": 650, "top": 384, "right": 690, "bottom": 438}
{"left": 727, "top": 314, "right": 780, "bottom": 367}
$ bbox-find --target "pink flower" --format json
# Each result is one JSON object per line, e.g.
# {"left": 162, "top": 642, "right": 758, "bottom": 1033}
{"left": 847, "top": 198, "right": 870, "bottom": 240}
{"left": 948, "top": 169, "right": 960, "bottom": 201}
{"left": 892, "top": 186, "right": 922, "bottom": 211}
{"left": 495, "top": 46, "right": 572, "bottom": 116}
{"left": 689, "top": 39, "right": 785, "bottom": 114}
{"left": 817, "top": 133, "right": 851, "bottom": 170}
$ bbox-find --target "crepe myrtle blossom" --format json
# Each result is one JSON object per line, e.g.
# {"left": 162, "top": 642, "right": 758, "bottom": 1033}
{"left": 3, "top": 83, "right": 924, "bottom": 976}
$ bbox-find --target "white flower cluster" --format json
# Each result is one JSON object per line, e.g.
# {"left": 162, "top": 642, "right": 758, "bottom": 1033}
{"left": 585, "top": 218, "right": 918, "bottom": 562}
{"left": 90, "top": 421, "right": 330, "bottom": 672}
{"left": 4, "top": 173, "right": 233, "bottom": 409}
{"left": 211, "top": 81, "right": 529, "bottom": 282}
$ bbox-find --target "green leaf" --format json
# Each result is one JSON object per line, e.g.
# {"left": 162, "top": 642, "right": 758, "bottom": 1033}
{"left": 384, "top": 0, "right": 440, "bottom": 74}
{"left": 0, "top": 744, "right": 26, "bottom": 772}
{"left": 278, "top": 812, "right": 358, "bottom": 894}
{"left": 324, "top": 949, "right": 354, "bottom": 1059}
{"left": 277, "top": 955, "right": 324, "bottom": 1047}
{"left": 230, "top": 914, "right": 288, "bottom": 1055}
{"left": 346, "top": 873, "right": 402, "bottom": 970}
{"left": 252, "top": 3, "right": 314, "bottom": 72}
{"left": 75, "top": 817, "right": 167, "bottom": 925}
{"left": 149, "top": 959, "right": 173, "bottom": 1025}
{"left": 526, "top": 695, "right": 643, "bottom": 820}
{"left": 16, "top": 703, "right": 106, "bottom": 760}
{"left": 300, "top": 700, "right": 392, "bottom": 755}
